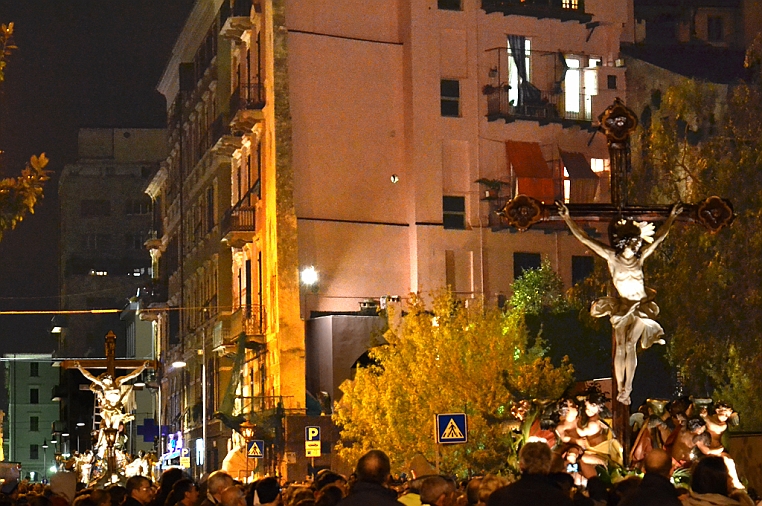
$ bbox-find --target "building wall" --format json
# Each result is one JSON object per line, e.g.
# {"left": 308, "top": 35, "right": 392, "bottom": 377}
{"left": 287, "top": 0, "right": 629, "bottom": 312}
{"left": 5, "top": 355, "right": 59, "bottom": 481}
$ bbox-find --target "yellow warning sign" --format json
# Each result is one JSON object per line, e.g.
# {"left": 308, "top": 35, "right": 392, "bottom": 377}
{"left": 441, "top": 418, "right": 465, "bottom": 440}
{"left": 248, "top": 442, "right": 263, "bottom": 457}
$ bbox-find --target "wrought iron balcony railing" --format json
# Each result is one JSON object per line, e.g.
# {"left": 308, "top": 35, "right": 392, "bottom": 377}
{"left": 486, "top": 87, "right": 593, "bottom": 123}
{"left": 221, "top": 203, "right": 256, "bottom": 237}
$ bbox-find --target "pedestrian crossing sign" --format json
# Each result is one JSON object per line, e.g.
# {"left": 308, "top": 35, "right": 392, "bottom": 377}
{"left": 436, "top": 413, "right": 468, "bottom": 444}
{"left": 247, "top": 440, "right": 265, "bottom": 458}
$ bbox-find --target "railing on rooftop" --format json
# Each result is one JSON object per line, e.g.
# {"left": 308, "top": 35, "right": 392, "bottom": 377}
{"left": 481, "top": 0, "right": 591, "bottom": 22}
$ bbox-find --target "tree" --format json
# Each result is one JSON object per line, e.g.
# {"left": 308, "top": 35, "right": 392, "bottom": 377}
{"left": 624, "top": 39, "right": 762, "bottom": 429}
{"left": 333, "top": 289, "right": 575, "bottom": 477}
{"left": 0, "top": 22, "right": 50, "bottom": 241}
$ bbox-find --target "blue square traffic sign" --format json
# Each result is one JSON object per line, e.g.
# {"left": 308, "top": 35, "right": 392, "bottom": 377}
{"left": 305, "top": 426, "right": 321, "bottom": 442}
{"left": 247, "top": 440, "right": 265, "bottom": 459}
{"left": 436, "top": 413, "right": 468, "bottom": 444}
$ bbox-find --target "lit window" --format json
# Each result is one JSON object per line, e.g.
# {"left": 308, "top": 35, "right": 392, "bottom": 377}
{"left": 88, "top": 270, "right": 109, "bottom": 277}
{"left": 507, "top": 36, "right": 531, "bottom": 107}
{"left": 441, "top": 80, "right": 461, "bottom": 117}
{"left": 590, "top": 158, "right": 610, "bottom": 173}
{"left": 562, "top": 0, "right": 579, "bottom": 9}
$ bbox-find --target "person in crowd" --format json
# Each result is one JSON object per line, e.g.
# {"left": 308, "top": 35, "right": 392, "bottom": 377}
{"left": 314, "top": 485, "right": 343, "bottom": 506}
{"left": 151, "top": 469, "right": 185, "bottom": 506}
{"left": 464, "top": 478, "right": 482, "bottom": 506}
{"left": 487, "top": 442, "right": 572, "bottom": 506}
{"left": 619, "top": 449, "right": 680, "bottom": 506}
{"left": 251, "top": 477, "right": 280, "bottom": 506}
{"left": 681, "top": 456, "right": 754, "bottom": 506}
{"left": 419, "top": 477, "right": 456, "bottom": 506}
{"left": 199, "top": 472, "right": 234, "bottom": 506}
{"left": 107, "top": 485, "right": 127, "bottom": 506}
{"left": 475, "top": 475, "right": 509, "bottom": 505}
{"left": 165, "top": 479, "right": 198, "bottom": 506}
{"left": 219, "top": 487, "right": 245, "bottom": 506}
{"left": 337, "top": 450, "right": 403, "bottom": 506}
{"left": 125, "top": 476, "right": 157, "bottom": 506}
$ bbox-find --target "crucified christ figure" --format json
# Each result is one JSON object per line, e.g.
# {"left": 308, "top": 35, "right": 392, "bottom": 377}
{"left": 557, "top": 202, "right": 682, "bottom": 405}
{"left": 75, "top": 361, "right": 149, "bottom": 429}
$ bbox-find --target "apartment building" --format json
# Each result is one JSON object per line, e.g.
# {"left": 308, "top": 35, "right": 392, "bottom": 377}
{"left": 149, "top": 0, "right": 636, "bottom": 479}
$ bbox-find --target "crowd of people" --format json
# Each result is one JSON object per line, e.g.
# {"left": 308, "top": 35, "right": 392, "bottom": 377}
{"left": 0, "top": 443, "right": 755, "bottom": 506}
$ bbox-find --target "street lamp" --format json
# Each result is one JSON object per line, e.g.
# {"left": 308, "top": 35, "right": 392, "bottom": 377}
{"left": 300, "top": 266, "right": 319, "bottom": 319}
{"left": 41, "top": 439, "right": 48, "bottom": 482}
{"left": 239, "top": 421, "right": 255, "bottom": 483}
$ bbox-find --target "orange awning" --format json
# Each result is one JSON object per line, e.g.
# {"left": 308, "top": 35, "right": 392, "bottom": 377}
{"left": 505, "top": 141, "right": 555, "bottom": 202}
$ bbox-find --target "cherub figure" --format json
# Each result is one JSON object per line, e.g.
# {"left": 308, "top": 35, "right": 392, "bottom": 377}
{"left": 557, "top": 202, "right": 682, "bottom": 404}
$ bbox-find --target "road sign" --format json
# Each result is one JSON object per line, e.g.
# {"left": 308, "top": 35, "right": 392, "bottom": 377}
{"left": 247, "top": 440, "right": 265, "bottom": 459}
{"left": 180, "top": 457, "right": 190, "bottom": 468}
{"left": 305, "top": 440, "right": 321, "bottom": 457}
{"left": 436, "top": 413, "right": 468, "bottom": 444}
{"left": 305, "top": 426, "right": 321, "bottom": 442}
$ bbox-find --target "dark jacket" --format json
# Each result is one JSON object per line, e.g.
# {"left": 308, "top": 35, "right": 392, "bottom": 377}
{"left": 619, "top": 472, "right": 681, "bottom": 506}
{"left": 337, "top": 481, "right": 403, "bottom": 506}
{"left": 487, "top": 474, "right": 574, "bottom": 506}
{"left": 124, "top": 496, "right": 147, "bottom": 506}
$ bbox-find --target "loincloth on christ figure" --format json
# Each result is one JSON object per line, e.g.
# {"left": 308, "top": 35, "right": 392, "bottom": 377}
{"left": 589, "top": 287, "right": 664, "bottom": 348}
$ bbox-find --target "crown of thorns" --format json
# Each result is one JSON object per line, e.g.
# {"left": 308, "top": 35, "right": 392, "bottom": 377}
{"left": 608, "top": 218, "right": 654, "bottom": 249}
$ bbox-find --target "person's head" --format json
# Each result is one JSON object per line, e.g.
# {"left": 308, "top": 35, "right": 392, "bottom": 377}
{"left": 558, "top": 399, "right": 578, "bottom": 422}
{"left": 355, "top": 450, "right": 392, "bottom": 484}
{"left": 691, "top": 456, "right": 730, "bottom": 496}
{"left": 465, "top": 477, "right": 482, "bottom": 506}
{"left": 419, "top": 476, "right": 455, "bottom": 506}
{"left": 254, "top": 477, "right": 281, "bottom": 505}
{"left": 314, "top": 485, "right": 343, "bottom": 506}
{"left": 167, "top": 479, "right": 198, "bottom": 506}
{"left": 477, "top": 474, "right": 509, "bottom": 504}
{"left": 126, "top": 476, "right": 155, "bottom": 506}
{"left": 643, "top": 449, "right": 672, "bottom": 478}
{"left": 89, "top": 489, "right": 111, "bottom": 506}
{"left": 158, "top": 468, "right": 185, "bottom": 497}
{"left": 206, "top": 471, "right": 234, "bottom": 502}
{"left": 219, "top": 486, "right": 245, "bottom": 506}
{"left": 106, "top": 485, "right": 126, "bottom": 506}
{"left": 519, "top": 442, "right": 552, "bottom": 475}
{"left": 315, "top": 472, "right": 346, "bottom": 493}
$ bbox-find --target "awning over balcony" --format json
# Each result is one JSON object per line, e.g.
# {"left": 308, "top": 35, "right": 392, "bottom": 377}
{"left": 505, "top": 140, "right": 555, "bottom": 203}
{"left": 560, "top": 150, "right": 599, "bottom": 203}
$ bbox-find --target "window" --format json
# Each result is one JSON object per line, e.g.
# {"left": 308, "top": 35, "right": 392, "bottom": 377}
{"left": 30, "top": 416, "right": 39, "bottom": 432}
{"left": 125, "top": 198, "right": 152, "bottom": 215}
{"left": 126, "top": 232, "right": 148, "bottom": 250}
{"left": 562, "top": 0, "right": 579, "bottom": 9}
{"left": 440, "top": 80, "right": 460, "bottom": 117}
{"left": 80, "top": 199, "right": 111, "bottom": 217}
{"left": 590, "top": 158, "right": 610, "bottom": 173}
{"left": 30, "top": 444, "right": 39, "bottom": 460}
{"left": 438, "top": 0, "right": 461, "bottom": 10}
{"left": 206, "top": 186, "right": 215, "bottom": 233}
{"left": 30, "top": 388, "right": 39, "bottom": 404}
{"left": 443, "top": 196, "right": 466, "bottom": 229}
{"left": 30, "top": 362, "right": 39, "bottom": 377}
{"left": 83, "top": 234, "right": 112, "bottom": 250}
{"left": 564, "top": 56, "right": 598, "bottom": 121}
{"left": 607, "top": 75, "right": 617, "bottom": 90}
{"left": 507, "top": 36, "right": 531, "bottom": 107}
{"left": 513, "top": 252, "right": 541, "bottom": 280}
{"left": 707, "top": 16, "right": 723, "bottom": 42}
{"left": 572, "top": 255, "right": 595, "bottom": 285}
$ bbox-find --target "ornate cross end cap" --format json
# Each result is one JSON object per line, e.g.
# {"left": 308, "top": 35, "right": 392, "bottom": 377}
{"left": 499, "top": 194, "right": 545, "bottom": 231}
{"left": 599, "top": 98, "right": 638, "bottom": 142}
{"left": 697, "top": 196, "right": 735, "bottom": 232}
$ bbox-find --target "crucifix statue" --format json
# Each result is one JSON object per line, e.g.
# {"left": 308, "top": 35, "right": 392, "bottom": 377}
{"left": 499, "top": 98, "right": 734, "bottom": 457}
{"left": 61, "top": 331, "right": 157, "bottom": 484}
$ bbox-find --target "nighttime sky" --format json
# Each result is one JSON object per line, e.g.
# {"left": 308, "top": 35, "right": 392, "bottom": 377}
{"left": 0, "top": 1, "right": 194, "bottom": 354}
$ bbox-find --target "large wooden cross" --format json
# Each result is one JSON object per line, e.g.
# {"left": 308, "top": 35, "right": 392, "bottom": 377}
{"left": 60, "top": 330, "right": 157, "bottom": 379}
{"left": 499, "top": 98, "right": 734, "bottom": 462}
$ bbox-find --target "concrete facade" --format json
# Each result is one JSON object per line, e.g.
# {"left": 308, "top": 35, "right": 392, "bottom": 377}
{"left": 4, "top": 354, "right": 59, "bottom": 481}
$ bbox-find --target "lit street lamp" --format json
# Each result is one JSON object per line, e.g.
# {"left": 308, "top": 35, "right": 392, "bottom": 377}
{"left": 239, "top": 421, "right": 255, "bottom": 483}
{"left": 41, "top": 439, "right": 48, "bottom": 482}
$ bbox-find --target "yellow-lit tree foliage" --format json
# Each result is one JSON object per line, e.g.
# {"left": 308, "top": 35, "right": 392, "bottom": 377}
{"left": 333, "top": 290, "right": 574, "bottom": 476}
{"left": 0, "top": 22, "right": 50, "bottom": 241}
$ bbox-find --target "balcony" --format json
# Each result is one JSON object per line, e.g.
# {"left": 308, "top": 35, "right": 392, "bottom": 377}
{"left": 229, "top": 84, "right": 265, "bottom": 132}
{"left": 486, "top": 86, "right": 594, "bottom": 126}
{"left": 220, "top": 1, "right": 255, "bottom": 39}
{"left": 225, "top": 304, "right": 267, "bottom": 348}
{"left": 481, "top": 0, "right": 592, "bottom": 23}
{"left": 221, "top": 201, "right": 257, "bottom": 248}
